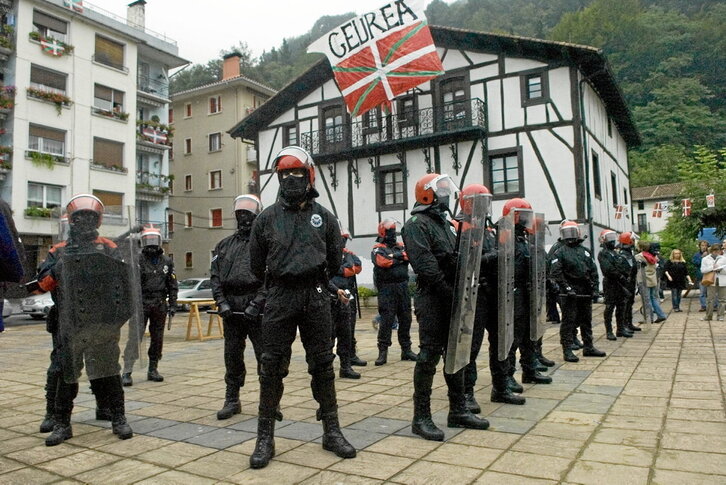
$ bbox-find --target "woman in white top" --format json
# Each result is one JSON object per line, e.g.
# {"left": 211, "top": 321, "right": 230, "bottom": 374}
{"left": 700, "top": 244, "right": 726, "bottom": 321}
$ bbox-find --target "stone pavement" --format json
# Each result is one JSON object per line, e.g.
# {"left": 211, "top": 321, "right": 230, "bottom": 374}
{"left": 0, "top": 295, "right": 724, "bottom": 484}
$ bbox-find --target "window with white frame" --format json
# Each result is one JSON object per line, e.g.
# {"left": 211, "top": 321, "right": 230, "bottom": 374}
{"left": 27, "top": 182, "right": 62, "bottom": 209}
{"left": 377, "top": 167, "right": 406, "bottom": 210}
{"left": 209, "top": 132, "right": 222, "bottom": 152}
{"left": 210, "top": 208, "right": 223, "bottom": 228}
{"left": 209, "top": 170, "right": 222, "bottom": 190}
{"left": 30, "top": 65, "right": 67, "bottom": 95}
{"left": 184, "top": 138, "right": 192, "bottom": 154}
{"left": 185, "top": 174, "right": 192, "bottom": 191}
{"left": 209, "top": 96, "right": 222, "bottom": 114}
{"left": 185, "top": 212, "right": 192, "bottom": 228}
{"left": 284, "top": 124, "right": 298, "bottom": 147}
{"left": 93, "top": 84, "right": 125, "bottom": 113}
{"left": 185, "top": 103, "right": 192, "bottom": 118}
{"left": 29, "top": 125, "right": 65, "bottom": 156}
{"left": 32, "top": 10, "right": 68, "bottom": 43}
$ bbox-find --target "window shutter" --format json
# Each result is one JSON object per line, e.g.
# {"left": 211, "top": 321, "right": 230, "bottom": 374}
{"left": 94, "top": 84, "right": 113, "bottom": 101}
{"left": 211, "top": 209, "right": 222, "bottom": 227}
{"left": 95, "top": 36, "right": 124, "bottom": 68}
{"left": 93, "top": 138, "right": 124, "bottom": 167}
{"left": 33, "top": 10, "right": 68, "bottom": 34}
{"left": 30, "top": 65, "right": 66, "bottom": 91}
{"left": 29, "top": 125, "right": 65, "bottom": 142}
{"left": 92, "top": 190, "right": 123, "bottom": 215}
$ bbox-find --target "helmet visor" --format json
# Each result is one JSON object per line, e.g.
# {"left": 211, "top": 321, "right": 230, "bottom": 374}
{"left": 514, "top": 208, "right": 534, "bottom": 230}
{"left": 460, "top": 192, "right": 492, "bottom": 216}
{"left": 234, "top": 195, "right": 262, "bottom": 215}
{"left": 141, "top": 233, "right": 162, "bottom": 247}
{"left": 602, "top": 231, "right": 617, "bottom": 244}
{"left": 560, "top": 225, "right": 580, "bottom": 240}
{"left": 424, "top": 174, "right": 459, "bottom": 200}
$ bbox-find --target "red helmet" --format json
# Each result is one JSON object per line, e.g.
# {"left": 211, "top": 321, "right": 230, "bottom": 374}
{"left": 560, "top": 220, "right": 581, "bottom": 240}
{"left": 459, "top": 184, "right": 492, "bottom": 216}
{"left": 233, "top": 194, "right": 262, "bottom": 215}
{"left": 140, "top": 224, "right": 162, "bottom": 247}
{"left": 66, "top": 194, "right": 104, "bottom": 227}
{"left": 414, "top": 173, "right": 458, "bottom": 205}
{"left": 619, "top": 232, "right": 635, "bottom": 246}
{"left": 274, "top": 146, "right": 315, "bottom": 186}
{"left": 599, "top": 229, "right": 617, "bottom": 245}
{"left": 378, "top": 218, "right": 398, "bottom": 238}
{"left": 502, "top": 198, "right": 533, "bottom": 228}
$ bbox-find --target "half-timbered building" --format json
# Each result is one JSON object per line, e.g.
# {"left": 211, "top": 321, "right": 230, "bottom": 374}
{"left": 229, "top": 26, "right": 640, "bottom": 260}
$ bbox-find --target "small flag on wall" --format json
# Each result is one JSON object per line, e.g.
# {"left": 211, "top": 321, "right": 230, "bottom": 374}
{"left": 682, "top": 198, "right": 691, "bottom": 217}
{"left": 614, "top": 205, "right": 623, "bottom": 219}
{"left": 40, "top": 38, "right": 65, "bottom": 56}
{"left": 652, "top": 202, "right": 663, "bottom": 218}
{"left": 706, "top": 193, "right": 715, "bottom": 208}
{"left": 63, "top": 0, "right": 84, "bottom": 13}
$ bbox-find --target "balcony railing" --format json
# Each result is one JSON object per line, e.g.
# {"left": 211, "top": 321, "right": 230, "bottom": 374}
{"left": 301, "top": 98, "right": 486, "bottom": 158}
{"left": 136, "top": 171, "right": 172, "bottom": 195}
{"left": 137, "top": 75, "right": 169, "bottom": 99}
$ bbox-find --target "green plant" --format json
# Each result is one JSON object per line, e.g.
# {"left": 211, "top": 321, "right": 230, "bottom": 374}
{"left": 0, "top": 160, "right": 11, "bottom": 170}
{"left": 27, "top": 87, "right": 71, "bottom": 115}
{"left": 24, "top": 206, "right": 54, "bottom": 218}
{"left": 357, "top": 287, "right": 378, "bottom": 300}
{"left": 28, "top": 30, "right": 74, "bottom": 56}
{"left": 0, "top": 145, "right": 12, "bottom": 155}
{"left": 29, "top": 151, "right": 55, "bottom": 169}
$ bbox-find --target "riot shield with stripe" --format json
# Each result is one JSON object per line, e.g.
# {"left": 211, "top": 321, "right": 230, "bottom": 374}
{"left": 497, "top": 213, "right": 515, "bottom": 361}
{"left": 445, "top": 194, "right": 488, "bottom": 374}
{"left": 529, "top": 213, "right": 547, "bottom": 341}
{"left": 57, "top": 206, "right": 144, "bottom": 383}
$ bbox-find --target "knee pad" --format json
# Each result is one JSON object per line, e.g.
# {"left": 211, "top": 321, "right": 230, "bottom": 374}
{"left": 307, "top": 351, "right": 335, "bottom": 375}
{"left": 260, "top": 352, "right": 288, "bottom": 378}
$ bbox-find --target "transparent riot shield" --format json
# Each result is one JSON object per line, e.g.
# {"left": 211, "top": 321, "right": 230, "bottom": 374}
{"left": 638, "top": 263, "right": 653, "bottom": 324}
{"left": 529, "top": 213, "right": 547, "bottom": 341}
{"left": 497, "top": 213, "right": 515, "bottom": 361}
{"left": 56, "top": 207, "right": 144, "bottom": 384}
{"left": 445, "top": 194, "right": 488, "bottom": 374}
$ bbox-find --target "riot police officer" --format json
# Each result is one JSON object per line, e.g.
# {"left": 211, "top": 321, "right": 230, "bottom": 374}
{"left": 502, "top": 199, "right": 552, "bottom": 392}
{"left": 617, "top": 232, "right": 641, "bottom": 334}
{"left": 211, "top": 194, "right": 269, "bottom": 420}
{"left": 121, "top": 225, "right": 178, "bottom": 386}
{"left": 372, "top": 218, "right": 417, "bottom": 366}
{"left": 402, "top": 173, "right": 489, "bottom": 442}
{"left": 37, "top": 194, "right": 133, "bottom": 446}
{"left": 458, "top": 185, "right": 525, "bottom": 409}
{"left": 551, "top": 221, "right": 606, "bottom": 362}
{"left": 331, "top": 227, "right": 362, "bottom": 379}
{"left": 598, "top": 230, "right": 632, "bottom": 340}
{"left": 248, "top": 146, "right": 355, "bottom": 468}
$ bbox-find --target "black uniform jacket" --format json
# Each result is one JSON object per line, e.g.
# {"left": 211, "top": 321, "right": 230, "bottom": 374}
{"left": 372, "top": 241, "right": 409, "bottom": 287}
{"left": 550, "top": 243, "right": 599, "bottom": 295}
{"left": 250, "top": 200, "right": 342, "bottom": 286}
{"left": 140, "top": 252, "right": 178, "bottom": 306}
{"left": 210, "top": 231, "right": 263, "bottom": 311}
{"left": 401, "top": 210, "right": 457, "bottom": 289}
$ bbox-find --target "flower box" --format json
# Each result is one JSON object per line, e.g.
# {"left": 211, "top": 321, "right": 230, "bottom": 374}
{"left": 92, "top": 107, "right": 129, "bottom": 122}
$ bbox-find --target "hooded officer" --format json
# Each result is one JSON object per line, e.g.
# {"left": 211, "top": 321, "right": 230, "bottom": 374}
{"left": 550, "top": 221, "right": 605, "bottom": 362}
{"left": 617, "top": 232, "right": 642, "bottom": 333}
{"left": 597, "top": 230, "right": 631, "bottom": 340}
{"left": 402, "top": 173, "right": 489, "bottom": 442}
{"left": 121, "top": 225, "right": 177, "bottom": 386}
{"left": 248, "top": 146, "right": 355, "bottom": 468}
{"left": 210, "top": 194, "right": 273, "bottom": 420}
{"left": 330, "top": 226, "right": 363, "bottom": 379}
{"left": 502, "top": 199, "right": 552, "bottom": 394}
{"left": 36, "top": 194, "right": 133, "bottom": 446}
{"left": 371, "top": 218, "right": 417, "bottom": 366}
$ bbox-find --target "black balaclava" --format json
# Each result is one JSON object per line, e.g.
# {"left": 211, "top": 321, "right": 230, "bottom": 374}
{"left": 279, "top": 175, "right": 309, "bottom": 207}
{"left": 69, "top": 211, "right": 99, "bottom": 246}
{"left": 565, "top": 238, "right": 580, "bottom": 247}
{"left": 142, "top": 245, "right": 163, "bottom": 263}
{"left": 604, "top": 240, "right": 616, "bottom": 250}
{"left": 383, "top": 228, "right": 396, "bottom": 246}
{"left": 235, "top": 210, "right": 256, "bottom": 234}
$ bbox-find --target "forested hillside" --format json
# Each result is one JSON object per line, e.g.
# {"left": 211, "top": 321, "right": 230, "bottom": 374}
{"left": 170, "top": 0, "right": 726, "bottom": 188}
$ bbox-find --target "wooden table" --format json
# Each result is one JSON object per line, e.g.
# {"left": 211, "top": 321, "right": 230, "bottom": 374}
{"left": 177, "top": 299, "right": 224, "bottom": 341}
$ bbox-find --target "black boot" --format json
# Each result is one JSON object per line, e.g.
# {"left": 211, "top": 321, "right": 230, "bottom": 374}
{"left": 375, "top": 348, "right": 388, "bottom": 366}
{"left": 537, "top": 354, "right": 555, "bottom": 367}
{"left": 147, "top": 360, "right": 164, "bottom": 382}
{"left": 217, "top": 387, "right": 241, "bottom": 420}
{"left": 464, "top": 390, "right": 481, "bottom": 414}
{"left": 563, "top": 348, "right": 579, "bottom": 362}
{"left": 275, "top": 405, "right": 284, "bottom": 422}
{"left": 616, "top": 322, "right": 633, "bottom": 338}
{"left": 320, "top": 411, "right": 356, "bottom": 458}
{"left": 583, "top": 347, "right": 606, "bottom": 357}
{"left": 447, "top": 396, "right": 489, "bottom": 430}
{"left": 522, "top": 370, "right": 553, "bottom": 384}
{"left": 96, "top": 408, "right": 112, "bottom": 421}
{"left": 121, "top": 373, "right": 133, "bottom": 387}
{"left": 533, "top": 357, "right": 548, "bottom": 372}
{"left": 339, "top": 356, "right": 361, "bottom": 379}
{"left": 491, "top": 387, "right": 526, "bottom": 405}
{"left": 401, "top": 348, "right": 418, "bottom": 361}
{"left": 40, "top": 413, "right": 55, "bottom": 433}
{"left": 572, "top": 336, "right": 583, "bottom": 350}
{"left": 41, "top": 371, "right": 60, "bottom": 433}
{"left": 628, "top": 322, "right": 642, "bottom": 332}
{"left": 605, "top": 321, "right": 616, "bottom": 341}
{"left": 412, "top": 362, "right": 444, "bottom": 441}
{"left": 506, "top": 375, "right": 523, "bottom": 394}
{"left": 45, "top": 414, "right": 72, "bottom": 446}
{"left": 350, "top": 355, "right": 367, "bottom": 367}
{"left": 250, "top": 417, "right": 275, "bottom": 469}
{"left": 90, "top": 378, "right": 112, "bottom": 421}
{"left": 111, "top": 408, "right": 133, "bottom": 440}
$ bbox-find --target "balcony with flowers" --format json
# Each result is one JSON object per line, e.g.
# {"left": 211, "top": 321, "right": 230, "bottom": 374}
{"left": 136, "top": 118, "right": 173, "bottom": 149}
{"left": 136, "top": 170, "right": 173, "bottom": 201}
{"left": 0, "top": 24, "right": 15, "bottom": 56}
{"left": 0, "top": 85, "right": 16, "bottom": 116}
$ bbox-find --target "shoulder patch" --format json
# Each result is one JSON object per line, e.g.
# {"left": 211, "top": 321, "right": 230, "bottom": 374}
{"left": 310, "top": 213, "right": 323, "bottom": 228}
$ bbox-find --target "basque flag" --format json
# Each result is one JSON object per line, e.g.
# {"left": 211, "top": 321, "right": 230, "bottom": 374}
{"left": 681, "top": 198, "right": 691, "bottom": 217}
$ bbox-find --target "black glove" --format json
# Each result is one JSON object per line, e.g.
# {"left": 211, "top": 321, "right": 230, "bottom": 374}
{"left": 218, "top": 301, "right": 232, "bottom": 319}
{"left": 566, "top": 287, "right": 576, "bottom": 297}
{"left": 167, "top": 305, "right": 176, "bottom": 317}
{"left": 244, "top": 296, "right": 265, "bottom": 322}
{"left": 25, "top": 280, "right": 41, "bottom": 293}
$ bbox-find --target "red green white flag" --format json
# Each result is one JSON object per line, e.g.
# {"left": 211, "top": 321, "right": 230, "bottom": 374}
{"left": 308, "top": 0, "right": 444, "bottom": 117}
{"left": 41, "top": 38, "right": 65, "bottom": 56}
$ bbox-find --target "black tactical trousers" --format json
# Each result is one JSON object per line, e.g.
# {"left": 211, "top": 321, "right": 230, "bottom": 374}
{"left": 413, "top": 286, "right": 465, "bottom": 406}
{"left": 223, "top": 312, "right": 261, "bottom": 390}
{"left": 546, "top": 281, "right": 560, "bottom": 322}
{"left": 258, "top": 285, "right": 337, "bottom": 419}
{"left": 602, "top": 281, "right": 626, "bottom": 329}
{"left": 465, "top": 293, "right": 508, "bottom": 393}
{"left": 560, "top": 295, "right": 594, "bottom": 348}
{"left": 508, "top": 289, "right": 537, "bottom": 375}
{"left": 376, "top": 281, "right": 413, "bottom": 351}
{"left": 331, "top": 300, "right": 352, "bottom": 360}
{"left": 623, "top": 282, "right": 636, "bottom": 326}
{"left": 45, "top": 331, "right": 63, "bottom": 414}
{"left": 122, "top": 301, "right": 167, "bottom": 367}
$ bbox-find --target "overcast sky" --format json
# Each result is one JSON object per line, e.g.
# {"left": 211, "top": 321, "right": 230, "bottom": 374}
{"left": 85, "top": 0, "right": 446, "bottom": 65}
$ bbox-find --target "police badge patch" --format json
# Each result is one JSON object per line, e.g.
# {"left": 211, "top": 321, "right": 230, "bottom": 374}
{"left": 310, "top": 214, "right": 323, "bottom": 228}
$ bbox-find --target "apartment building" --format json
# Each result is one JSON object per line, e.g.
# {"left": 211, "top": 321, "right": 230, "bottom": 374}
{"left": 169, "top": 53, "right": 275, "bottom": 277}
{"left": 0, "top": 0, "right": 186, "bottom": 272}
